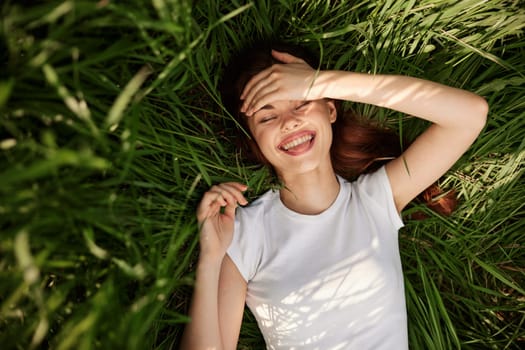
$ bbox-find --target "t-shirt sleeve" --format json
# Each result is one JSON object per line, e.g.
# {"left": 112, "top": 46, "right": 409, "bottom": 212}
{"left": 355, "top": 165, "right": 404, "bottom": 230}
{"left": 226, "top": 204, "right": 264, "bottom": 283}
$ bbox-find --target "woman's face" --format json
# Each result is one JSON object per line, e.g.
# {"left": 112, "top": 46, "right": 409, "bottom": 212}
{"left": 245, "top": 99, "right": 337, "bottom": 177}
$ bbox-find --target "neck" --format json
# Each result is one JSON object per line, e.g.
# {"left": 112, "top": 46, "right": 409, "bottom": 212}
{"left": 278, "top": 166, "right": 340, "bottom": 215}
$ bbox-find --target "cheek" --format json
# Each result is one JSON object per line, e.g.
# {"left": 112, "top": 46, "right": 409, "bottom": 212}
{"left": 250, "top": 132, "right": 278, "bottom": 167}
{"left": 247, "top": 123, "right": 265, "bottom": 147}
{"left": 253, "top": 130, "right": 273, "bottom": 153}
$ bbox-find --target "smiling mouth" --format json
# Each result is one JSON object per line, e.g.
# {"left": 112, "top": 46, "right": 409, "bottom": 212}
{"left": 279, "top": 133, "right": 315, "bottom": 151}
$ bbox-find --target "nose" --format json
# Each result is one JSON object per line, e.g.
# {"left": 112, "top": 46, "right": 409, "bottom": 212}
{"left": 280, "top": 113, "right": 302, "bottom": 132}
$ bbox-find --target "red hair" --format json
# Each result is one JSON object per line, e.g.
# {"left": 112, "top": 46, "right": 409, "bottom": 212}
{"left": 330, "top": 110, "right": 400, "bottom": 179}
{"left": 220, "top": 41, "right": 457, "bottom": 217}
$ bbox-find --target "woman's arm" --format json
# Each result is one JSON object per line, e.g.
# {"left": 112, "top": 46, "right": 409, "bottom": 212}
{"left": 180, "top": 183, "right": 248, "bottom": 350}
{"left": 241, "top": 51, "right": 488, "bottom": 212}
{"left": 181, "top": 256, "right": 247, "bottom": 350}
{"left": 320, "top": 71, "right": 488, "bottom": 211}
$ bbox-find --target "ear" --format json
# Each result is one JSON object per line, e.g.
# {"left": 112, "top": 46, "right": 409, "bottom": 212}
{"left": 325, "top": 99, "right": 337, "bottom": 123}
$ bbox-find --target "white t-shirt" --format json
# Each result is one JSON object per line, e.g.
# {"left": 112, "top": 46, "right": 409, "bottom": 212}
{"left": 227, "top": 166, "right": 407, "bottom": 350}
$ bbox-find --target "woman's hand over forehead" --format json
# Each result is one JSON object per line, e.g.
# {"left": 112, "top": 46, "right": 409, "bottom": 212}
{"left": 240, "top": 50, "right": 328, "bottom": 116}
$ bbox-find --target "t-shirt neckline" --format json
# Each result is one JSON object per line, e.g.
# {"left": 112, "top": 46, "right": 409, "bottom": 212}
{"left": 275, "top": 175, "right": 348, "bottom": 220}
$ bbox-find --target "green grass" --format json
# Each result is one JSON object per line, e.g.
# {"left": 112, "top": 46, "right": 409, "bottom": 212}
{"left": 1, "top": 1, "right": 524, "bottom": 349}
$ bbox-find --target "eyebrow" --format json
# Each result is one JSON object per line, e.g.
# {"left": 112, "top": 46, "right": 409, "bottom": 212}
{"left": 253, "top": 104, "right": 275, "bottom": 115}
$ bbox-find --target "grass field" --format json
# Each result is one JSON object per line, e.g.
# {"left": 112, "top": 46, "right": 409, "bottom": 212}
{"left": 1, "top": 1, "right": 524, "bottom": 349}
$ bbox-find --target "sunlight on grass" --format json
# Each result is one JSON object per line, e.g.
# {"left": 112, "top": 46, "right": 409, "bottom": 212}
{"left": 0, "top": 1, "right": 523, "bottom": 349}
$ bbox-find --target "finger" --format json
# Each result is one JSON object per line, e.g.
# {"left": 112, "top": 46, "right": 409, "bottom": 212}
{"left": 242, "top": 77, "right": 276, "bottom": 115}
{"left": 219, "top": 187, "right": 242, "bottom": 217}
{"left": 202, "top": 185, "right": 228, "bottom": 206}
{"left": 197, "top": 188, "right": 232, "bottom": 224}
{"left": 204, "top": 185, "right": 240, "bottom": 213}
{"left": 223, "top": 201, "right": 237, "bottom": 218}
{"left": 217, "top": 183, "right": 249, "bottom": 205}
{"left": 240, "top": 67, "right": 274, "bottom": 103}
{"left": 196, "top": 199, "right": 222, "bottom": 223}
{"left": 245, "top": 82, "right": 280, "bottom": 116}
{"left": 246, "top": 87, "right": 281, "bottom": 116}
{"left": 208, "top": 189, "right": 228, "bottom": 207}
{"left": 197, "top": 182, "right": 248, "bottom": 219}
{"left": 271, "top": 49, "right": 306, "bottom": 64}
{"left": 214, "top": 190, "right": 239, "bottom": 221}
{"left": 222, "top": 182, "right": 249, "bottom": 193}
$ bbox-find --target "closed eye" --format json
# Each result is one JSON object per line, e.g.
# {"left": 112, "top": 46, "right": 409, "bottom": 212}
{"left": 260, "top": 115, "right": 277, "bottom": 123}
{"left": 295, "top": 101, "right": 311, "bottom": 111}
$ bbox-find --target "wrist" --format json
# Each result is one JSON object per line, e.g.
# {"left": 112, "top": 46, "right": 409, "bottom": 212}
{"left": 312, "top": 70, "right": 334, "bottom": 99}
{"left": 313, "top": 70, "right": 352, "bottom": 100}
{"left": 320, "top": 70, "right": 378, "bottom": 102}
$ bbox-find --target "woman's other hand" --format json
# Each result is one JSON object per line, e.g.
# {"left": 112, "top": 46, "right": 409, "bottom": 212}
{"left": 196, "top": 182, "right": 248, "bottom": 263}
{"left": 183, "top": 183, "right": 249, "bottom": 350}
{"left": 240, "top": 50, "right": 324, "bottom": 116}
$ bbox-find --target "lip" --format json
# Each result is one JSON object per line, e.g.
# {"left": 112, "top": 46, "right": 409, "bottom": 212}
{"left": 277, "top": 130, "right": 316, "bottom": 156}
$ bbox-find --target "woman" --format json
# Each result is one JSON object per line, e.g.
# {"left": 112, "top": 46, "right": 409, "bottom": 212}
{"left": 180, "top": 42, "right": 488, "bottom": 349}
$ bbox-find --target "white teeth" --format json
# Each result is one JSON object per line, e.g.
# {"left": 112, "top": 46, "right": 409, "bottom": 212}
{"left": 282, "top": 134, "right": 313, "bottom": 151}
